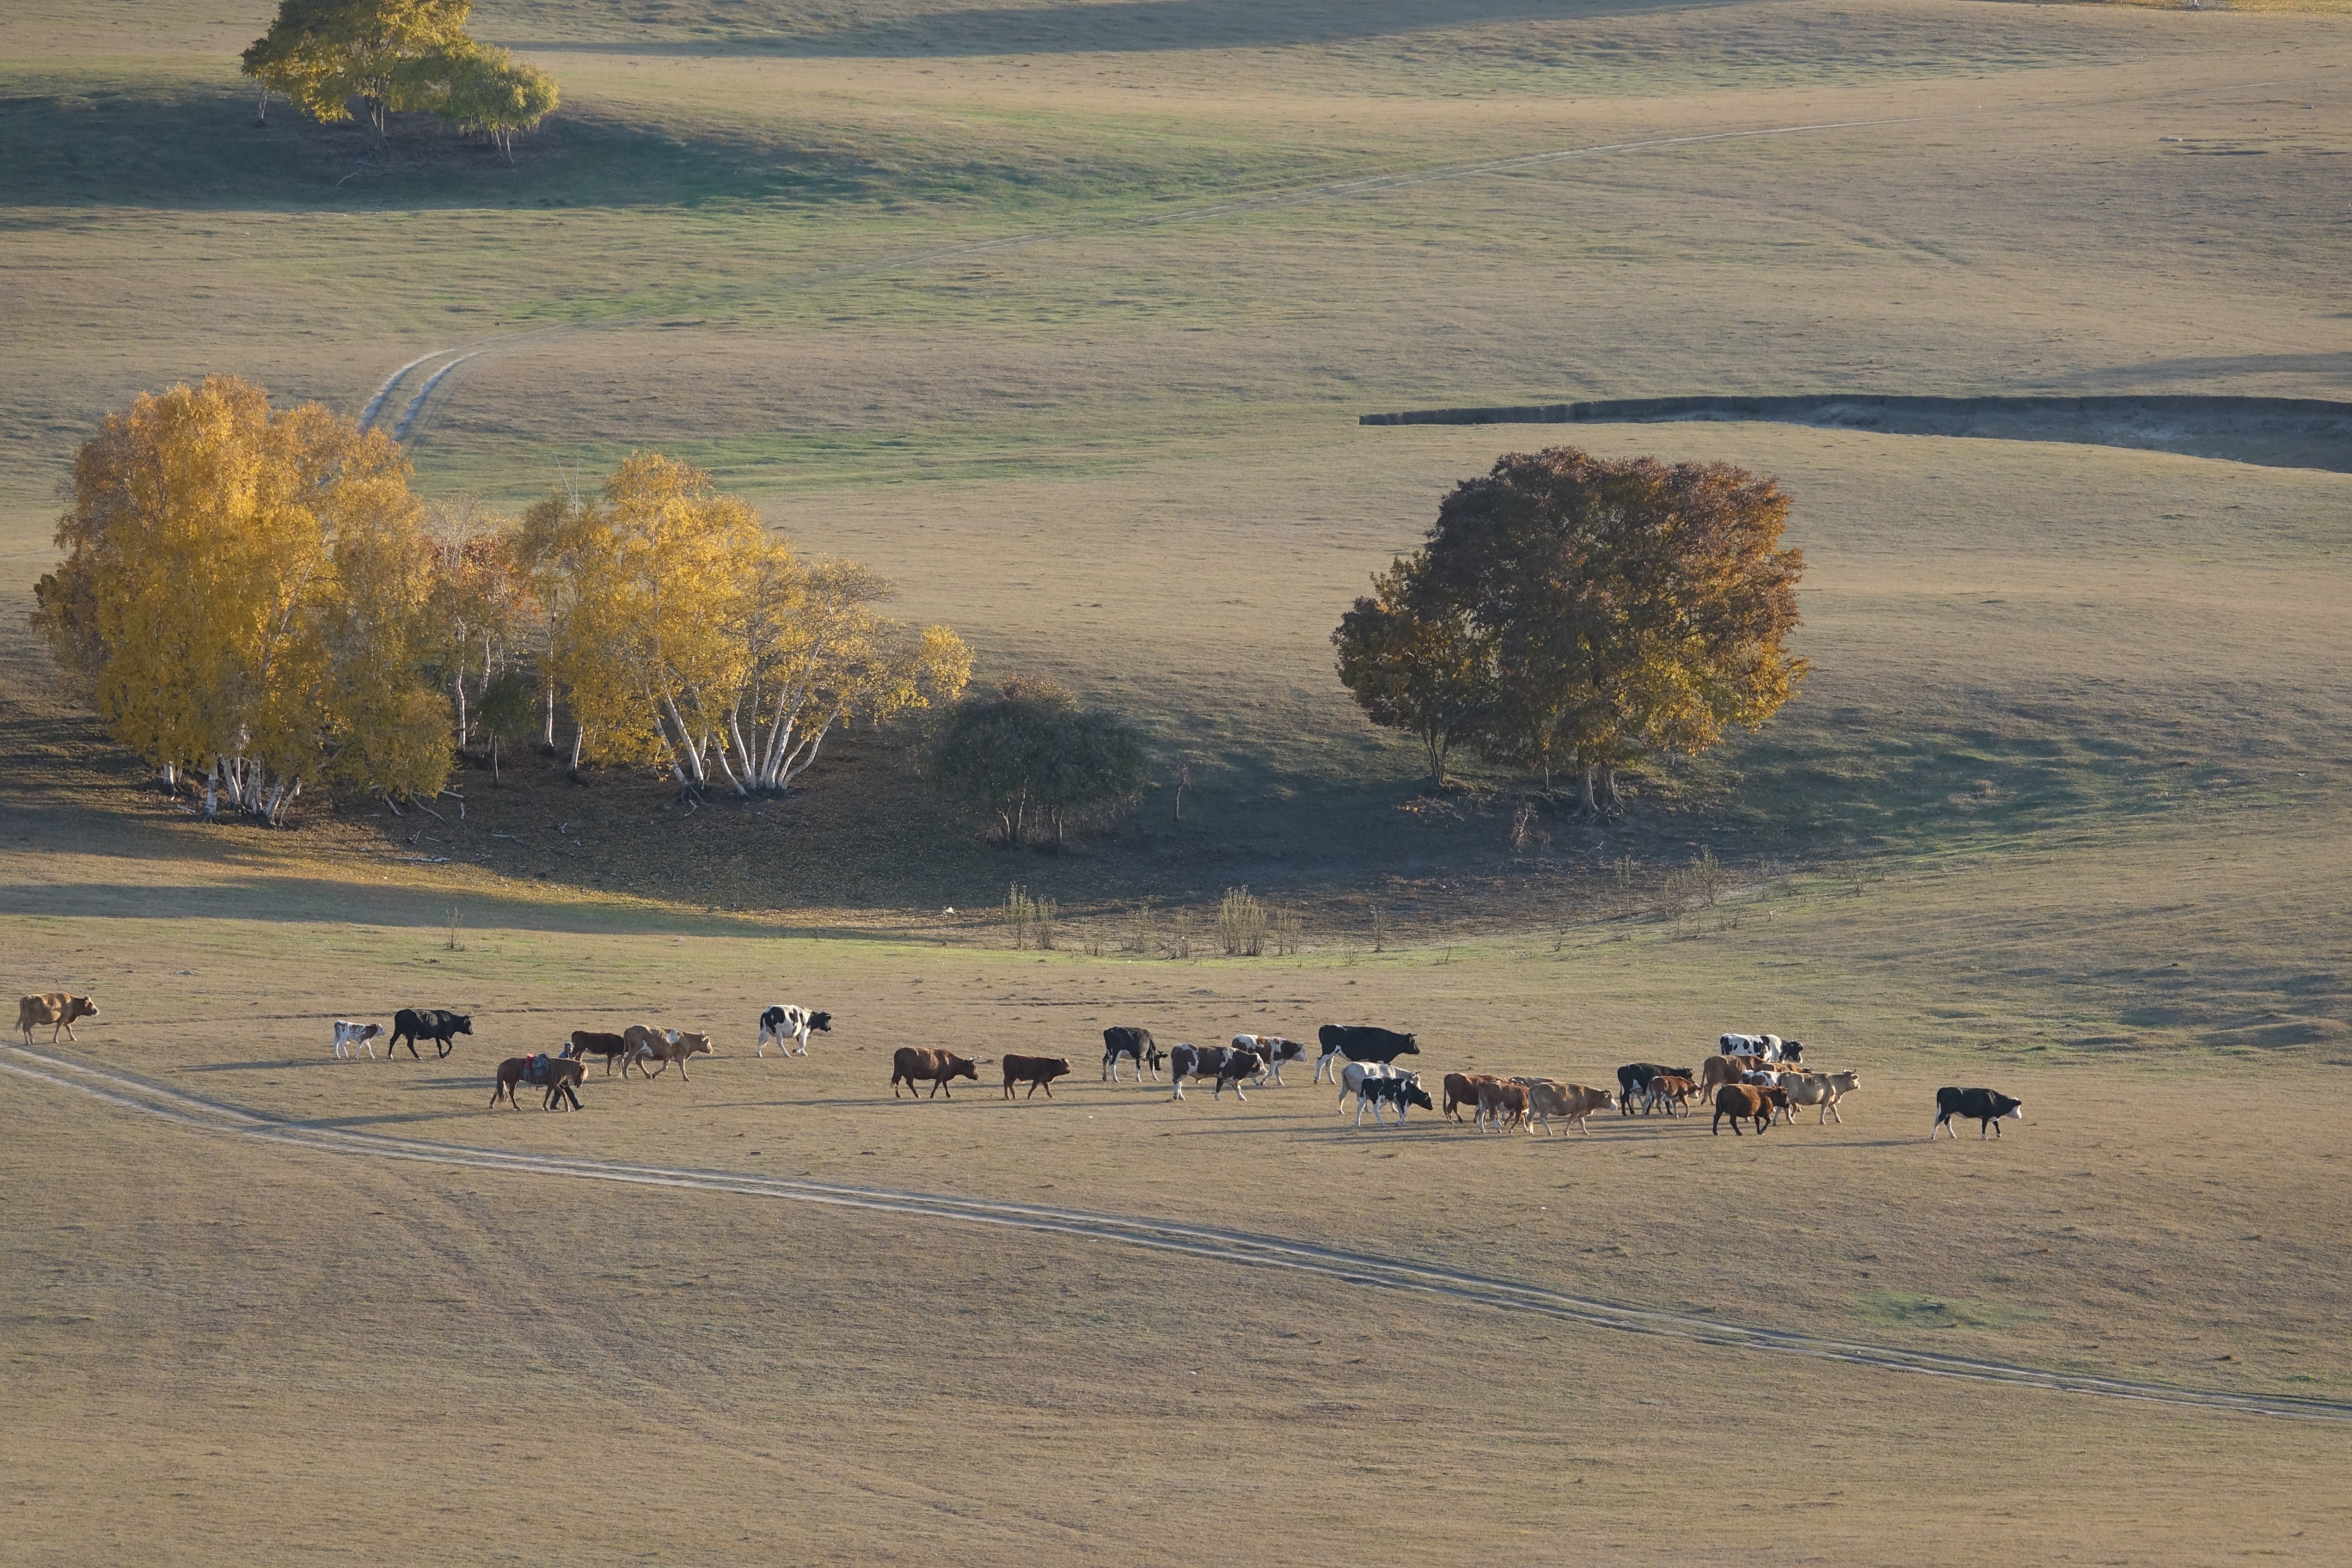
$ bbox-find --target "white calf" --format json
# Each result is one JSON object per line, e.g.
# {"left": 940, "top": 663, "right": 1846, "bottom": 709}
{"left": 332, "top": 1020, "right": 383, "bottom": 1060}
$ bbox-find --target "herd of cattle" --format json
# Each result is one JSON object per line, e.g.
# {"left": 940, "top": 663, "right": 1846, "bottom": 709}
{"left": 14, "top": 989, "right": 2027, "bottom": 1139}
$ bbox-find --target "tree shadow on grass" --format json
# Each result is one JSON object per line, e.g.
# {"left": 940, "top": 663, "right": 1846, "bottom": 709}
{"left": 496, "top": 0, "right": 1692, "bottom": 58}
{"left": 0, "top": 75, "right": 889, "bottom": 211}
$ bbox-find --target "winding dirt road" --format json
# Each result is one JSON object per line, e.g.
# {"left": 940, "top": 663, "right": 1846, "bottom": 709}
{"left": 7, "top": 1043, "right": 2346, "bottom": 1424}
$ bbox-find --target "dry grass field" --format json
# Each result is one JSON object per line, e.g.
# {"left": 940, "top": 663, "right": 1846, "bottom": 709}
{"left": 4, "top": 0, "right": 2350, "bottom": 1561}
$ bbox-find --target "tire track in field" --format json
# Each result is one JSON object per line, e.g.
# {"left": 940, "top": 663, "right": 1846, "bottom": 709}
{"left": 8, "top": 1042, "right": 2347, "bottom": 1425}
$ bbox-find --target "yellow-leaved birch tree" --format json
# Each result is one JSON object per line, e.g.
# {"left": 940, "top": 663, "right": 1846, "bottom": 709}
{"left": 33, "top": 376, "right": 449, "bottom": 822}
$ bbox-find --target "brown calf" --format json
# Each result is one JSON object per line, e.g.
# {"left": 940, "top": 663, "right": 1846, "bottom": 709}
{"left": 1645, "top": 1075, "right": 1697, "bottom": 1115}
{"left": 1001, "top": 1053, "right": 1073, "bottom": 1099}
{"left": 567, "top": 1030, "right": 632, "bottom": 1075}
{"left": 1476, "top": 1079, "right": 1531, "bottom": 1133}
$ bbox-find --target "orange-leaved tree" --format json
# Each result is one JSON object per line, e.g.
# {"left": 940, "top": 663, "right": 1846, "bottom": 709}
{"left": 1340, "top": 446, "right": 1808, "bottom": 812}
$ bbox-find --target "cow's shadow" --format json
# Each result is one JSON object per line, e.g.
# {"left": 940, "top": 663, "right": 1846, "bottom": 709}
{"left": 182, "top": 1057, "right": 346, "bottom": 1073}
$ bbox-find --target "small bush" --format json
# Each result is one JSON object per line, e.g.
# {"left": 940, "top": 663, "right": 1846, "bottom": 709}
{"left": 1002, "top": 882, "right": 1055, "bottom": 950}
{"left": 1663, "top": 848, "right": 1728, "bottom": 908}
{"left": 1269, "top": 905, "right": 1303, "bottom": 957}
{"left": 1219, "top": 886, "right": 1267, "bottom": 957}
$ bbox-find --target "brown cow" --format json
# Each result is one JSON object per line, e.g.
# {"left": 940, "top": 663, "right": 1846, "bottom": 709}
{"left": 1443, "top": 1071, "right": 1501, "bottom": 1123}
{"left": 1001, "top": 1053, "right": 1073, "bottom": 1099}
{"left": 1645, "top": 1074, "right": 1698, "bottom": 1116}
{"left": 631, "top": 1029, "right": 714, "bottom": 1081}
{"left": 1696, "top": 1055, "right": 1746, "bottom": 1098}
{"left": 1524, "top": 1080, "right": 1616, "bottom": 1136}
{"left": 893, "top": 1046, "right": 979, "bottom": 1099}
{"left": 17, "top": 993, "right": 98, "bottom": 1046}
{"left": 568, "top": 1030, "right": 632, "bottom": 1075}
{"left": 1476, "top": 1079, "right": 1531, "bottom": 1133}
{"left": 1712, "top": 1083, "right": 1788, "bottom": 1136}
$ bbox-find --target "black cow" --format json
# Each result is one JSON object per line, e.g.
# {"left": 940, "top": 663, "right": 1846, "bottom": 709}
{"left": 389, "top": 1008, "right": 472, "bottom": 1060}
{"left": 1352, "top": 1073, "right": 1435, "bottom": 1128}
{"left": 1314, "top": 1024, "right": 1418, "bottom": 1082}
{"left": 1932, "top": 1087, "right": 2024, "bottom": 1141}
{"left": 1103, "top": 1026, "right": 1166, "bottom": 1082}
{"left": 1168, "top": 1044, "right": 1264, "bottom": 1101}
{"left": 1616, "top": 1063, "right": 1693, "bottom": 1115}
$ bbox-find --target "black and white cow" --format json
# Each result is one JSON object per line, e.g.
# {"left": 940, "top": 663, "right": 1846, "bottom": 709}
{"left": 1336, "top": 1059, "right": 1398, "bottom": 1114}
{"left": 1168, "top": 1044, "right": 1264, "bottom": 1101}
{"left": 1314, "top": 1024, "right": 1419, "bottom": 1082}
{"left": 1235, "top": 1033, "right": 1309, "bottom": 1087}
{"left": 1352, "top": 1072, "right": 1434, "bottom": 1128}
{"left": 1103, "top": 1026, "right": 1166, "bottom": 1082}
{"left": 1721, "top": 1032, "right": 1804, "bottom": 1064}
{"left": 1932, "top": 1087, "right": 2024, "bottom": 1141}
{"left": 756, "top": 1004, "right": 832, "bottom": 1058}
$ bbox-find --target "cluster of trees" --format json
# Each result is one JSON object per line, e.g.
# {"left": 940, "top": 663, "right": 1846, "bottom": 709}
{"left": 514, "top": 452, "right": 972, "bottom": 800}
{"left": 242, "top": 0, "right": 558, "bottom": 157}
{"left": 921, "top": 678, "right": 1150, "bottom": 848}
{"left": 1336, "top": 446, "right": 1808, "bottom": 812}
{"left": 33, "top": 377, "right": 970, "bottom": 824}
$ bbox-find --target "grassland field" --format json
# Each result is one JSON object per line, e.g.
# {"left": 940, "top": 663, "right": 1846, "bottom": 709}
{"left": 3, "top": 0, "right": 2350, "bottom": 1561}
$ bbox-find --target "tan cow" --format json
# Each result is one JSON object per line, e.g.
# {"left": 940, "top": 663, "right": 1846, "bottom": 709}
{"left": 1782, "top": 1070, "right": 1861, "bottom": 1124}
{"left": 17, "top": 993, "right": 98, "bottom": 1045}
{"left": 629, "top": 1028, "right": 714, "bottom": 1081}
{"left": 1524, "top": 1080, "right": 1616, "bottom": 1136}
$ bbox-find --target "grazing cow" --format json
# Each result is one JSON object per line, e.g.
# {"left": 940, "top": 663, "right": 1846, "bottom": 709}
{"left": 389, "top": 1008, "right": 471, "bottom": 1060}
{"left": 893, "top": 1046, "right": 979, "bottom": 1099}
{"left": 491, "top": 1052, "right": 585, "bottom": 1111}
{"left": 1522, "top": 1080, "right": 1615, "bottom": 1136}
{"left": 1314, "top": 1024, "right": 1419, "bottom": 1082}
{"left": 1168, "top": 1044, "right": 1265, "bottom": 1101}
{"left": 1643, "top": 1074, "right": 1698, "bottom": 1116}
{"left": 1712, "top": 1084, "right": 1788, "bottom": 1136}
{"left": 1475, "top": 1079, "right": 1531, "bottom": 1134}
{"left": 17, "top": 993, "right": 100, "bottom": 1046}
{"left": 1932, "top": 1086, "right": 2023, "bottom": 1141}
{"left": 756, "top": 1004, "right": 831, "bottom": 1058}
{"left": 1337, "top": 1059, "right": 1400, "bottom": 1112}
{"left": 567, "top": 1030, "right": 632, "bottom": 1075}
{"left": 630, "top": 1030, "right": 714, "bottom": 1082}
{"left": 1442, "top": 1071, "right": 1500, "bottom": 1123}
{"left": 1354, "top": 1073, "right": 1434, "bottom": 1127}
{"left": 1783, "top": 1070, "right": 1861, "bottom": 1125}
{"left": 1102, "top": 1026, "right": 1166, "bottom": 1082}
{"left": 1235, "top": 1034, "right": 1310, "bottom": 1087}
{"left": 1001, "top": 1053, "right": 1073, "bottom": 1099}
{"left": 1616, "top": 1063, "right": 1691, "bottom": 1114}
{"left": 331, "top": 1020, "right": 383, "bottom": 1060}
